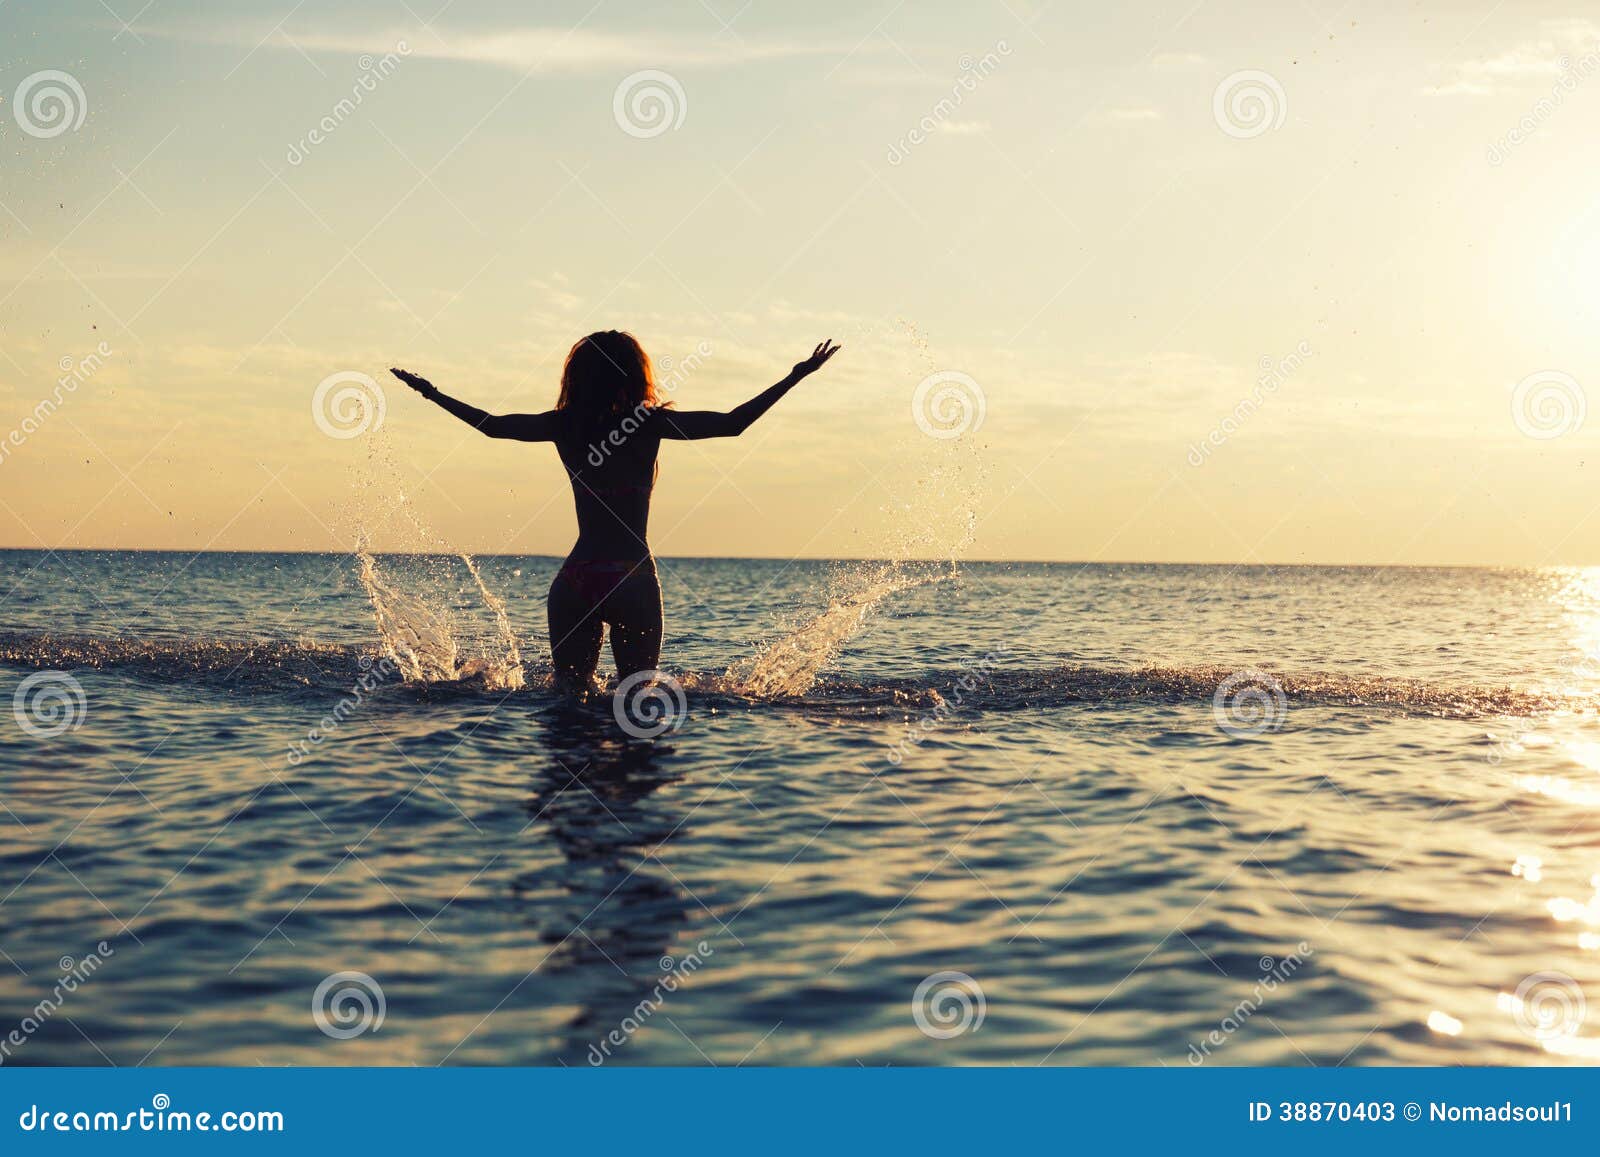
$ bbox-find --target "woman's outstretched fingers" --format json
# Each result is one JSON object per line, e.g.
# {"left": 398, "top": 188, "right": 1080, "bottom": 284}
{"left": 791, "top": 340, "right": 842, "bottom": 379}
{"left": 391, "top": 367, "right": 431, "bottom": 393}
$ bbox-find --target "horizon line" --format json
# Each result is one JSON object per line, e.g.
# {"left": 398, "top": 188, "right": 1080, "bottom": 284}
{"left": 0, "top": 546, "right": 1582, "bottom": 571}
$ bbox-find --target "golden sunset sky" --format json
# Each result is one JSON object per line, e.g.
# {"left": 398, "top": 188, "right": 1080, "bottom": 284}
{"left": 2, "top": 1, "right": 1598, "bottom": 563}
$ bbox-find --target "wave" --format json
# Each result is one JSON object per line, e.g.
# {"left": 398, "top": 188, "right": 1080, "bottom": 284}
{"left": 0, "top": 631, "right": 1582, "bottom": 720}
{"left": 723, "top": 560, "right": 955, "bottom": 696}
{"left": 0, "top": 632, "right": 377, "bottom": 694}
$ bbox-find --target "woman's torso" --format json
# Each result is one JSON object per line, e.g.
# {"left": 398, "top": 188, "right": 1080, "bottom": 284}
{"left": 555, "top": 407, "right": 661, "bottom": 562}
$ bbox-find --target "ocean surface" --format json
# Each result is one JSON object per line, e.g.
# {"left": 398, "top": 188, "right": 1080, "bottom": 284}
{"left": 4, "top": 549, "right": 1600, "bottom": 1066}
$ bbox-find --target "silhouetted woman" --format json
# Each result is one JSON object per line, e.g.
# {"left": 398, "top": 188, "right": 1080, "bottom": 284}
{"left": 391, "top": 332, "right": 840, "bottom": 689}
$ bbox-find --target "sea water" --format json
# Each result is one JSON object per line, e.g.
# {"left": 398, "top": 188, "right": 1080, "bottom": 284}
{"left": 4, "top": 551, "right": 1600, "bottom": 1065}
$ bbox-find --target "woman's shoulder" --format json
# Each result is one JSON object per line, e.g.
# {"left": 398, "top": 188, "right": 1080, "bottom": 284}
{"left": 634, "top": 403, "right": 674, "bottom": 428}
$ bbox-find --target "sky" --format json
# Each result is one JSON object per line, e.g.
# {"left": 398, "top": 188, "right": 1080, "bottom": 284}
{"left": 1, "top": 0, "right": 1599, "bottom": 564}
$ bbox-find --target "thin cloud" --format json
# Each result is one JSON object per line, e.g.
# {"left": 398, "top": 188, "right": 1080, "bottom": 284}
{"left": 528, "top": 277, "right": 582, "bottom": 311}
{"left": 140, "top": 20, "right": 879, "bottom": 72}
{"left": 1151, "top": 51, "right": 1207, "bottom": 70}
{"left": 1424, "top": 18, "right": 1600, "bottom": 97}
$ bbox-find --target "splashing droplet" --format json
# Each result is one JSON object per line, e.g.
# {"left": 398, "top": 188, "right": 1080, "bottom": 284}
{"left": 349, "top": 432, "right": 524, "bottom": 689}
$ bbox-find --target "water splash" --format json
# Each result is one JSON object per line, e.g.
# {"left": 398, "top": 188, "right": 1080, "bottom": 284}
{"left": 726, "top": 321, "right": 987, "bottom": 697}
{"left": 724, "top": 561, "right": 953, "bottom": 697}
{"left": 349, "top": 433, "right": 524, "bottom": 690}
{"left": 460, "top": 551, "right": 524, "bottom": 681}
{"left": 354, "top": 550, "right": 524, "bottom": 689}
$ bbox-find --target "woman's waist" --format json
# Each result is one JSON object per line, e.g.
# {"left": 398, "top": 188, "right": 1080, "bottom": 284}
{"left": 561, "top": 548, "right": 656, "bottom": 570}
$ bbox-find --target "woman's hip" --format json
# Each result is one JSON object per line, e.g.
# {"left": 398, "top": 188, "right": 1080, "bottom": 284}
{"left": 549, "top": 555, "right": 660, "bottom": 617}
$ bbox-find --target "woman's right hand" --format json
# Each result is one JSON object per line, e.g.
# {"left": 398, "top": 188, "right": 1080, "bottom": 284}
{"left": 390, "top": 367, "right": 436, "bottom": 396}
{"left": 791, "top": 340, "right": 841, "bottom": 380}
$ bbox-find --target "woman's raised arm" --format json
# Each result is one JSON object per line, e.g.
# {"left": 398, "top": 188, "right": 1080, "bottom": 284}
{"left": 390, "top": 368, "right": 558, "bottom": 441}
{"left": 657, "top": 340, "right": 840, "bottom": 441}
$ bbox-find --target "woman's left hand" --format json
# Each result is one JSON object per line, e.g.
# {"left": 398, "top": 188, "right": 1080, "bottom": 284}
{"left": 792, "top": 340, "right": 841, "bottom": 379}
{"left": 390, "top": 367, "right": 435, "bottom": 395}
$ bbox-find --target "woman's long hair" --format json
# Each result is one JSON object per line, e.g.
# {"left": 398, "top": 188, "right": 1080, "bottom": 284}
{"left": 556, "top": 330, "right": 665, "bottom": 423}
